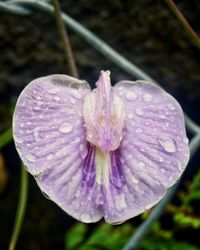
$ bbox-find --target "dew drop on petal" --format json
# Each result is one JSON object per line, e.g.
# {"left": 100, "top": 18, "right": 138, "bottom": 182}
{"left": 135, "top": 108, "right": 144, "bottom": 116}
{"left": 136, "top": 128, "right": 143, "bottom": 133}
{"left": 127, "top": 113, "right": 133, "bottom": 119}
{"left": 20, "top": 122, "right": 25, "bottom": 128}
{"left": 125, "top": 91, "right": 137, "bottom": 101}
{"left": 79, "top": 144, "right": 88, "bottom": 159}
{"left": 59, "top": 122, "right": 72, "bottom": 133}
{"left": 143, "top": 93, "right": 152, "bottom": 102}
{"left": 54, "top": 96, "right": 61, "bottom": 101}
{"left": 96, "top": 193, "right": 104, "bottom": 205}
{"left": 167, "top": 103, "right": 175, "bottom": 110}
{"left": 177, "top": 160, "right": 183, "bottom": 171}
{"left": 138, "top": 161, "right": 145, "bottom": 168}
{"left": 69, "top": 97, "right": 76, "bottom": 104}
{"left": 26, "top": 154, "right": 36, "bottom": 162}
{"left": 48, "top": 87, "right": 60, "bottom": 94}
{"left": 34, "top": 127, "right": 41, "bottom": 142}
{"left": 115, "top": 195, "right": 127, "bottom": 211}
{"left": 75, "top": 190, "right": 80, "bottom": 198}
{"left": 132, "top": 176, "right": 139, "bottom": 184}
{"left": 158, "top": 138, "right": 176, "bottom": 153}
{"left": 160, "top": 168, "right": 166, "bottom": 174}
{"left": 47, "top": 154, "right": 54, "bottom": 161}
{"left": 81, "top": 214, "right": 92, "bottom": 223}
{"left": 183, "top": 137, "right": 189, "bottom": 144}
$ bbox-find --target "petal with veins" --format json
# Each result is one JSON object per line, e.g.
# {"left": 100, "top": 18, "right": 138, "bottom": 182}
{"left": 101, "top": 80, "right": 190, "bottom": 224}
{"left": 12, "top": 75, "right": 103, "bottom": 223}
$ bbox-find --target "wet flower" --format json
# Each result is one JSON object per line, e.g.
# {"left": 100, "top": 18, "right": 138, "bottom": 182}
{"left": 13, "top": 70, "right": 190, "bottom": 224}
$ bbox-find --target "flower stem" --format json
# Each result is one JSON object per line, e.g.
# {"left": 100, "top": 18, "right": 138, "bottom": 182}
{"left": 0, "top": 127, "right": 13, "bottom": 150}
{"left": 8, "top": 163, "right": 29, "bottom": 250}
{"left": 165, "top": 0, "right": 200, "bottom": 50}
{"left": 53, "top": 0, "right": 79, "bottom": 78}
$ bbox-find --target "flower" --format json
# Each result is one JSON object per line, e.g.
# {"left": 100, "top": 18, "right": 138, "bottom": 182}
{"left": 12, "top": 70, "right": 190, "bottom": 224}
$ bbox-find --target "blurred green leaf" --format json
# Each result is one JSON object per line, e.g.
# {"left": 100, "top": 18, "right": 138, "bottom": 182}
{"left": 0, "top": 127, "right": 12, "bottom": 150}
{"left": 65, "top": 222, "right": 133, "bottom": 250}
{"left": 137, "top": 237, "right": 199, "bottom": 250}
{"left": 65, "top": 223, "right": 87, "bottom": 250}
{"left": 174, "top": 213, "right": 200, "bottom": 229}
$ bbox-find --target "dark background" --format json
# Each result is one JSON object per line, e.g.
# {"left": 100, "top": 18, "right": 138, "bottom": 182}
{"left": 0, "top": 0, "right": 200, "bottom": 249}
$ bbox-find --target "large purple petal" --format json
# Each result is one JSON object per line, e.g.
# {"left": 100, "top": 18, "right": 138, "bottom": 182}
{"left": 13, "top": 75, "right": 103, "bottom": 222}
{"left": 102, "top": 80, "right": 190, "bottom": 224}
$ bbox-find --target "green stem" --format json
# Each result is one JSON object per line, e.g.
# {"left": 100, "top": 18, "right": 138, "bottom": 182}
{"left": 53, "top": 0, "right": 79, "bottom": 78}
{"left": 0, "top": 127, "right": 13, "bottom": 150}
{"left": 8, "top": 163, "right": 29, "bottom": 250}
{"left": 165, "top": 0, "right": 200, "bottom": 50}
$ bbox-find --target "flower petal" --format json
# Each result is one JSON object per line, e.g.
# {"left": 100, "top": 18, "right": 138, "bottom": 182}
{"left": 12, "top": 75, "right": 103, "bottom": 222}
{"left": 101, "top": 80, "right": 190, "bottom": 224}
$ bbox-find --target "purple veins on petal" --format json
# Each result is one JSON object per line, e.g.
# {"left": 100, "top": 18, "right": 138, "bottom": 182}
{"left": 12, "top": 71, "right": 190, "bottom": 224}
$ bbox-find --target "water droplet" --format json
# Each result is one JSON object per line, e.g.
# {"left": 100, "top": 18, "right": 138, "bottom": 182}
{"left": 158, "top": 138, "right": 176, "bottom": 153}
{"left": 143, "top": 93, "right": 152, "bottom": 102}
{"left": 34, "top": 127, "right": 41, "bottom": 142}
{"left": 115, "top": 195, "right": 127, "bottom": 211}
{"left": 15, "top": 135, "right": 24, "bottom": 144}
{"left": 96, "top": 193, "right": 104, "bottom": 205}
{"left": 34, "top": 105, "right": 41, "bottom": 111}
{"left": 36, "top": 96, "right": 42, "bottom": 100}
{"left": 72, "top": 91, "right": 81, "bottom": 99}
{"left": 167, "top": 103, "right": 175, "bottom": 110}
{"left": 79, "top": 144, "right": 88, "bottom": 159}
{"left": 132, "top": 176, "right": 139, "bottom": 184}
{"left": 177, "top": 160, "right": 183, "bottom": 171}
{"left": 81, "top": 214, "right": 91, "bottom": 223}
{"left": 59, "top": 122, "right": 72, "bottom": 133}
{"left": 183, "top": 137, "right": 189, "bottom": 144}
{"left": 127, "top": 113, "right": 133, "bottom": 119}
{"left": 135, "top": 108, "right": 144, "bottom": 116}
{"left": 160, "top": 168, "right": 166, "bottom": 174}
{"left": 75, "top": 190, "right": 80, "bottom": 198}
{"left": 47, "top": 154, "right": 53, "bottom": 160}
{"left": 42, "top": 191, "right": 51, "bottom": 200}
{"left": 136, "top": 128, "right": 142, "bottom": 133}
{"left": 138, "top": 161, "right": 145, "bottom": 168}
{"left": 54, "top": 96, "right": 61, "bottom": 101}
{"left": 70, "top": 97, "right": 76, "bottom": 104}
{"left": 159, "top": 115, "right": 166, "bottom": 119}
{"left": 26, "top": 154, "right": 36, "bottom": 162}
{"left": 125, "top": 91, "right": 137, "bottom": 101}
{"left": 48, "top": 87, "right": 60, "bottom": 94}
{"left": 20, "top": 122, "right": 25, "bottom": 128}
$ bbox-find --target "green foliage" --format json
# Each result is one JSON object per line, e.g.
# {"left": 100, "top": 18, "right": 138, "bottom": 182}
{"left": 171, "top": 169, "right": 200, "bottom": 229}
{"left": 174, "top": 213, "right": 200, "bottom": 229}
{"left": 65, "top": 221, "right": 198, "bottom": 250}
{"left": 65, "top": 222, "right": 133, "bottom": 250}
{"left": 137, "top": 237, "right": 199, "bottom": 250}
{"left": 180, "top": 169, "right": 200, "bottom": 206}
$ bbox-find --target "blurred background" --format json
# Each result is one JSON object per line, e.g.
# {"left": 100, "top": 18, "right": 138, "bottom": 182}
{"left": 0, "top": 0, "right": 200, "bottom": 249}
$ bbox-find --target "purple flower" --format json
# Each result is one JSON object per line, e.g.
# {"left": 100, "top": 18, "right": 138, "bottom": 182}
{"left": 13, "top": 71, "right": 190, "bottom": 224}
